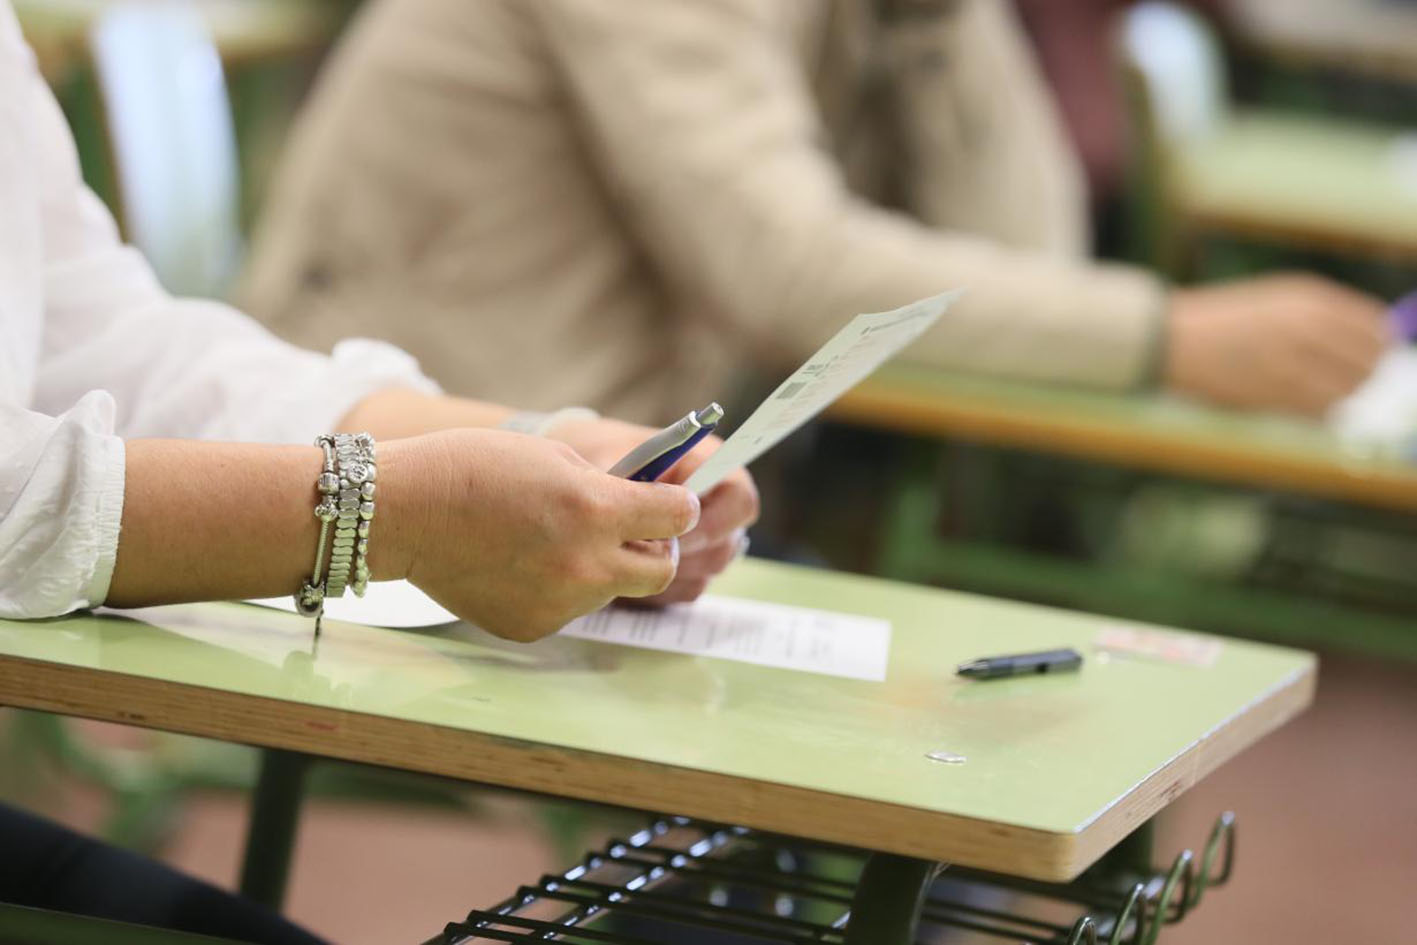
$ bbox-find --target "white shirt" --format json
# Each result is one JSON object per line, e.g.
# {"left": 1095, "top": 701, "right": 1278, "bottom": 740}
{"left": 0, "top": 3, "right": 435, "bottom": 619}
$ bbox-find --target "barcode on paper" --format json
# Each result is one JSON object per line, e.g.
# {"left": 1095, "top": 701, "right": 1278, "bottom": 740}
{"left": 776, "top": 381, "right": 808, "bottom": 400}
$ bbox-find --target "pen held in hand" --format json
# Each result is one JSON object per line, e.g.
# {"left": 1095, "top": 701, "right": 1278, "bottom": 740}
{"left": 609, "top": 403, "right": 724, "bottom": 482}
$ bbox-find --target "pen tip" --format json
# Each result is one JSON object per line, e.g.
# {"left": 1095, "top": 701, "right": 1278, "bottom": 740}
{"left": 697, "top": 403, "right": 724, "bottom": 425}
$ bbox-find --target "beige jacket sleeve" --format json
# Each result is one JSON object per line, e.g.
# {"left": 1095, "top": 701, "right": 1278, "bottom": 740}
{"left": 532, "top": 0, "right": 1167, "bottom": 389}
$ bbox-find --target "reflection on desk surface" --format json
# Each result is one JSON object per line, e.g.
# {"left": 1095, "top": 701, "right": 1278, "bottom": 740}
{"left": 0, "top": 559, "right": 1312, "bottom": 851}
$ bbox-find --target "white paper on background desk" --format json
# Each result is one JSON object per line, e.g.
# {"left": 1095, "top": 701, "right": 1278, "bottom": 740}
{"left": 247, "top": 583, "right": 892, "bottom": 681}
{"left": 1328, "top": 346, "right": 1417, "bottom": 455}
{"left": 684, "top": 290, "right": 960, "bottom": 494}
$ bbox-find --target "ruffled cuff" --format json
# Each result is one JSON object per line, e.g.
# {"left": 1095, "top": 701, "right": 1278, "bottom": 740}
{"left": 83, "top": 434, "right": 127, "bottom": 607}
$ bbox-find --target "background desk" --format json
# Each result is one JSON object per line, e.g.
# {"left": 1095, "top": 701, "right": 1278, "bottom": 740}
{"left": 1229, "top": 0, "right": 1417, "bottom": 84}
{"left": 1168, "top": 111, "right": 1417, "bottom": 267}
{"left": 0, "top": 558, "right": 1312, "bottom": 884}
{"left": 821, "top": 364, "right": 1417, "bottom": 659}
{"left": 16, "top": 0, "right": 339, "bottom": 84}
{"left": 829, "top": 363, "right": 1417, "bottom": 514}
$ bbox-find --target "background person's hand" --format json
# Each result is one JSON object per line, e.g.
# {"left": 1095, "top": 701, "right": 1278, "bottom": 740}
{"left": 374, "top": 429, "right": 700, "bottom": 641}
{"left": 1164, "top": 274, "right": 1390, "bottom": 417}
{"left": 546, "top": 415, "right": 761, "bottom": 604}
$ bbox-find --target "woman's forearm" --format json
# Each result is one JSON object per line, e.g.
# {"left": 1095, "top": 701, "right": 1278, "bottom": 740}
{"left": 105, "top": 438, "right": 419, "bottom": 608}
{"left": 105, "top": 386, "right": 532, "bottom": 611}
{"left": 336, "top": 388, "right": 514, "bottom": 440}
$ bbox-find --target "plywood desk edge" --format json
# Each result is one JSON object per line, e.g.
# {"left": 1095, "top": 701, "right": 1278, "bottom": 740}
{"left": 1064, "top": 655, "right": 1315, "bottom": 876}
{"left": 828, "top": 382, "right": 1417, "bottom": 513}
{"left": 0, "top": 647, "right": 1315, "bottom": 882}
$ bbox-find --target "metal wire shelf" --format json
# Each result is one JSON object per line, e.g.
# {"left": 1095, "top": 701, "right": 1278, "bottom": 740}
{"left": 423, "top": 812, "right": 1236, "bottom": 945}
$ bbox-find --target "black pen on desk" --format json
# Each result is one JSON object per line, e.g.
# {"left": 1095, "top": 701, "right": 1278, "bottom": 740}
{"left": 956, "top": 647, "right": 1083, "bottom": 680}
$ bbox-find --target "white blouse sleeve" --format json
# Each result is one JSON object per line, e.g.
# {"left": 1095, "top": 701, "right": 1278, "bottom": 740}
{"left": 27, "top": 63, "right": 437, "bottom": 443}
{"left": 1, "top": 47, "right": 435, "bottom": 620}
{"left": 0, "top": 394, "right": 126, "bottom": 618}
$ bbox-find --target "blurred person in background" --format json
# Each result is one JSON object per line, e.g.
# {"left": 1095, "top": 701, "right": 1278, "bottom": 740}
{"left": 1, "top": 1, "right": 756, "bottom": 937}
{"left": 242, "top": 0, "right": 1391, "bottom": 426}
{"left": 1013, "top": 0, "right": 1223, "bottom": 225}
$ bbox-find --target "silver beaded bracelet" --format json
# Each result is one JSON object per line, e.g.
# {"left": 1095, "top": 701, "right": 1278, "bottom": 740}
{"left": 327, "top": 432, "right": 377, "bottom": 600}
{"left": 295, "top": 432, "right": 377, "bottom": 634}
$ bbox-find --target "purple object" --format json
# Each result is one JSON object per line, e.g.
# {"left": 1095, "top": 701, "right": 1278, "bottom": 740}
{"left": 1392, "top": 292, "right": 1417, "bottom": 342}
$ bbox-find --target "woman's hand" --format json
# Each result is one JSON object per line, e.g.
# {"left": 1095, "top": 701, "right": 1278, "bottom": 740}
{"left": 1164, "top": 274, "right": 1390, "bottom": 416}
{"left": 543, "top": 416, "right": 760, "bottom": 604}
{"left": 373, "top": 429, "right": 701, "bottom": 641}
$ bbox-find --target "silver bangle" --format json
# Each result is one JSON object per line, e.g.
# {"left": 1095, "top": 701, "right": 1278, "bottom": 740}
{"left": 295, "top": 438, "right": 340, "bottom": 625}
{"left": 325, "top": 432, "right": 376, "bottom": 600}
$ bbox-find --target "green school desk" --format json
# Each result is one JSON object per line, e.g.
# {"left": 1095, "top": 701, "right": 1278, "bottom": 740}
{"left": 831, "top": 363, "right": 1417, "bottom": 514}
{"left": 1230, "top": 0, "right": 1417, "bottom": 84}
{"left": 826, "top": 364, "right": 1417, "bottom": 659}
{"left": 0, "top": 558, "right": 1313, "bottom": 942}
{"left": 1170, "top": 111, "right": 1417, "bottom": 266}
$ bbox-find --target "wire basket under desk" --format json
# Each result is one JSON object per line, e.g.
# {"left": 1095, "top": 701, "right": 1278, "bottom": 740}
{"left": 423, "top": 812, "right": 1236, "bottom": 945}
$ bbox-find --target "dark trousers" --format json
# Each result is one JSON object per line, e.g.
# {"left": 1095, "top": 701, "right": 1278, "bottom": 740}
{"left": 0, "top": 803, "right": 324, "bottom": 945}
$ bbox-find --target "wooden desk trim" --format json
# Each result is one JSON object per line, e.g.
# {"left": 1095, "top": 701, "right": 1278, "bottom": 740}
{"left": 828, "top": 384, "right": 1417, "bottom": 513}
{"left": 1183, "top": 206, "right": 1417, "bottom": 267}
{"left": 0, "top": 652, "right": 1314, "bottom": 881}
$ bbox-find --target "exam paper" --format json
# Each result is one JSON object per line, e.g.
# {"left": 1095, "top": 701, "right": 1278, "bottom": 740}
{"left": 685, "top": 290, "right": 960, "bottom": 494}
{"left": 1328, "top": 346, "right": 1417, "bottom": 457}
{"left": 561, "top": 596, "right": 891, "bottom": 681}
{"left": 249, "top": 580, "right": 457, "bottom": 629}
{"left": 247, "top": 583, "right": 891, "bottom": 681}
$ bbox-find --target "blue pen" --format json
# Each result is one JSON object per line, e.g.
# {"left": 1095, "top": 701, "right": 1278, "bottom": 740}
{"left": 608, "top": 403, "right": 724, "bottom": 482}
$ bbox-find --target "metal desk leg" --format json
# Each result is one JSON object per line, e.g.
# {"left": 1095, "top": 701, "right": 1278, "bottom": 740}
{"left": 1087, "top": 818, "right": 1156, "bottom": 886}
{"left": 1112, "top": 819, "right": 1156, "bottom": 874}
{"left": 843, "top": 853, "right": 946, "bottom": 945}
{"left": 238, "top": 748, "right": 310, "bottom": 910}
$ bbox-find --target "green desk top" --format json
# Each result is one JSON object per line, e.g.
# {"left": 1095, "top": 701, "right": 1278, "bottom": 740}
{"left": 1230, "top": 0, "right": 1417, "bottom": 82}
{"left": 831, "top": 362, "right": 1417, "bottom": 512}
{"left": 1177, "top": 111, "right": 1417, "bottom": 258}
{"left": 0, "top": 558, "right": 1313, "bottom": 880}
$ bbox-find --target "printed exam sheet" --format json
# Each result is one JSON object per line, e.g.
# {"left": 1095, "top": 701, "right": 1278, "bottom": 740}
{"left": 561, "top": 595, "right": 891, "bottom": 681}
{"left": 685, "top": 290, "right": 960, "bottom": 494}
{"left": 248, "top": 584, "right": 891, "bottom": 681}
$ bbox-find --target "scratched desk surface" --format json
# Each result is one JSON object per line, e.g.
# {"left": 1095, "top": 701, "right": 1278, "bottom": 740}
{"left": 0, "top": 558, "right": 1313, "bottom": 881}
{"left": 830, "top": 363, "right": 1417, "bottom": 513}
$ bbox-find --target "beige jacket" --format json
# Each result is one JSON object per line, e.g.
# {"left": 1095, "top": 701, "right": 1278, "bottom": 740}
{"left": 242, "top": 0, "right": 1165, "bottom": 425}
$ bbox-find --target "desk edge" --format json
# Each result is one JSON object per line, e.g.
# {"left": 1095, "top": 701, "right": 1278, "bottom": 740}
{"left": 0, "top": 651, "right": 1315, "bottom": 881}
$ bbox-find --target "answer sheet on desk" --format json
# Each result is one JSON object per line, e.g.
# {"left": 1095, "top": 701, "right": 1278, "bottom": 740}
{"left": 685, "top": 289, "right": 960, "bottom": 494}
{"left": 247, "top": 583, "right": 891, "bottom": 681}
{"left": 561, "top": 595, "right": 892, "bottom": 681}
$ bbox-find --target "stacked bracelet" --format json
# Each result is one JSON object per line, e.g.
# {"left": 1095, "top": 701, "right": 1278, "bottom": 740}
{"left": 326, "top": 433, "right": 377, "bottom": 599}
{"left": 295, "top": 432, "right": 377, "bottom": 633}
